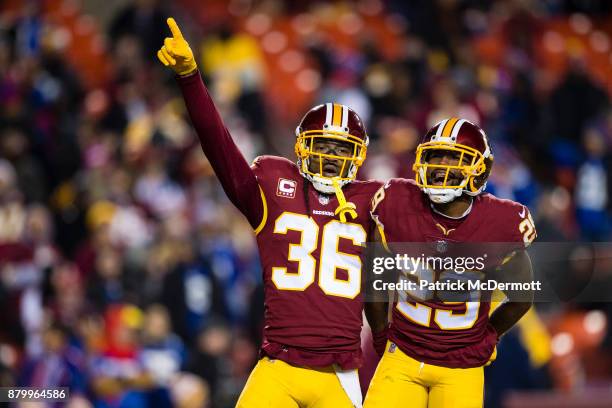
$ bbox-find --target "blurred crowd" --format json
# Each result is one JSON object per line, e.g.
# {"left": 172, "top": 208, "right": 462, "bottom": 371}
{"left": 0, "top": 0, "right": 611, "bottom": 407}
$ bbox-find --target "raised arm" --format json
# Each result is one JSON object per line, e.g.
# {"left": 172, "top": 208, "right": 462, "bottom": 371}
{"left": 157, "top": 18, "right": 263, "bottom": 228}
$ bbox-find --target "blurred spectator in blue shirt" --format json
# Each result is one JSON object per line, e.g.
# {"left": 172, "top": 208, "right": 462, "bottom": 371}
{"left": 19, "top": 321, "right": 86, "bottom": 396}
{"left": 575, "top": 128, "right": 611, "bottom": 241}
{"left": 140, "top": 304, "right": 186, "bottom": 385}
{"left": 161, "top": 243, "right": 228, "bottom": 343}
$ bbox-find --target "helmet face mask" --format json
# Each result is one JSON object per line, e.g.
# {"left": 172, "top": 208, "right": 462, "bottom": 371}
{"left": 295, "top": 104, "right": 368, "bottom": 194}
{"left": 413, "top": 118, "right": 492, "bottom": 204}
{"left": 415, "top": 142, "right": 486, "bottom": 189}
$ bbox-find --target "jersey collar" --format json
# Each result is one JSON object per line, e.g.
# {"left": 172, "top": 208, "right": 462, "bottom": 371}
{"left": 430, "top": 199, "right": 473, "bottom": 220}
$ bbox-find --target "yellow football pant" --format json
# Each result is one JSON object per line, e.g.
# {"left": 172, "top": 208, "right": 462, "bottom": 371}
{"left": 364, "top": 342, "right": 484, "bottom": 408}
{"left": 236, "top": 357, "right": 357, "bottom": 407}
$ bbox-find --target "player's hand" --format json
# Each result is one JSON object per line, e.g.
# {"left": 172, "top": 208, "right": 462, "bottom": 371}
{"left": 157, "top": 17, "right": 197, "bottom": 76}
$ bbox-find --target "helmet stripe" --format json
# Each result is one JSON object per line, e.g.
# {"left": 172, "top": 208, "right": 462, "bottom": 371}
{"left": 482, "top": 130, "right": 491, "bottom": 157}
{"left": 325, "top": 103, "right": 333, "bottom": 126}
{"left": 441, "top": 117, "right": 459, "bottom": 137}
{"left": 450, "top": 119, "right": 467, "bottom": 140}
{"left": 435, "top": 119, "right": 447, "bottom": 138}
{"left": 332, "top": 103, "right": 342, "bottom": 127}
{"left": 341, "top": 105, "right": 349, "bottom": 129}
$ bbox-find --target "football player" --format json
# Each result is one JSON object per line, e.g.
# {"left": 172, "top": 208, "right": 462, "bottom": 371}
{"left": 363, "top": 119, "right": 537, "bottom": 407}
{"left": 157, "top": 18, "right": 382, "bottom": 407}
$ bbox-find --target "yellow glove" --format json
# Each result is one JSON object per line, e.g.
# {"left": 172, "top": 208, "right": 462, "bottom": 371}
{"left": 157, "top": 18, "right": 197, "bottom": 76}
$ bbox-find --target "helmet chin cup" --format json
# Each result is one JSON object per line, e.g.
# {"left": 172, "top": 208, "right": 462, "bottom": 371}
{"left": 424, "top": 187, "right": 463, "bottom": 204}
{"left": 310, "top": 174, "right": 342, "bottom": 194}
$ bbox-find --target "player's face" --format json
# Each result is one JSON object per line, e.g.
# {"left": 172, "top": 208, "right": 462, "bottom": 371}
{"left": 308, "top": 139, "right": 353, "bottom": 178}
{"left": 425, "top": 149, "right": 469, "bottom": 186}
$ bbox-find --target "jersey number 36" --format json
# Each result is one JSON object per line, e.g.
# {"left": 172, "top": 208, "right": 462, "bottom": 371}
{"left": 271, "top": 212, "right": 366, "bottom": 299}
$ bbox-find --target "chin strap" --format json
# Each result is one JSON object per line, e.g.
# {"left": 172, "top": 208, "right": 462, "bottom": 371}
{"left": 332, "top": 179, "right": 357, "bottom": 223}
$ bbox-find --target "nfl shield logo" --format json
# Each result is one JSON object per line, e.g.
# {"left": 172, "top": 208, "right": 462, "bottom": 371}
{"left": 318, "top": 195, "right": 330, "bottom": 205}
{"left": 435, "top": 240, "right": 448, "bottom": 253}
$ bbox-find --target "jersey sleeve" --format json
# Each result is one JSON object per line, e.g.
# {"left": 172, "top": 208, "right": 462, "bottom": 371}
{"left": 495, "top": 202, "right": 537, "bottom": 266}
{"left": 512, "top": 205, "right": 537, "bottom": 248}
{"left": 493, "top": 201, "right": 537, "bottom": 249}
{"left": 176, "top": 71, "right": 263, "bottom": 229}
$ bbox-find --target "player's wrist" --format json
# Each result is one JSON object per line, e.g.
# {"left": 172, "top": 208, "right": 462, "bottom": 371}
{"left": 176, "top": 64, "right": 198, "bottom": 77}
{"left": 372, "top": 326, "right": 389, "bottom": 357}
{"left": 488, "top": 322, "right": 501, "bottom": 341}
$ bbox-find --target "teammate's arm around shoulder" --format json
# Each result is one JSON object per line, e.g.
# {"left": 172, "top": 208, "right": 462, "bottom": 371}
{"left": 157, "top": 18, "right": 263, "bottom": 229}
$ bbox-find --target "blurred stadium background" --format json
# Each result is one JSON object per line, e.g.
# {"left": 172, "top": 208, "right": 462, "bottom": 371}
{"left": 1, "top": 0, "right": 612, "bottom": 407}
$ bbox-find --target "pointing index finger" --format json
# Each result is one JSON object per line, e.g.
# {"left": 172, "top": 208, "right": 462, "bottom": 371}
{"left": 167, "top": 17, "right": 183, "bottom": 39}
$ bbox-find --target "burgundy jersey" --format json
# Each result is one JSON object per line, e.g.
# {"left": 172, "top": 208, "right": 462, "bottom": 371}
{"left": 370, "top": 179, "right": 536, "bottom": 368}
{"left": 176, "top": 72, "right": 382, "bottom": 370}
{"left": 253, "top": 156, "right": 381, "bottom": 369}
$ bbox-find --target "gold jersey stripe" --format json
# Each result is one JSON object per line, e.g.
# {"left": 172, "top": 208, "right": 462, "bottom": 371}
{"left": 254, "top": 185, "right": 268, "bottom": 235}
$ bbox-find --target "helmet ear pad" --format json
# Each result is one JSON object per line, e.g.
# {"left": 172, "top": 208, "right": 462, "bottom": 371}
{"left": 469, "top": 155, "right": 494, "bottom": 193}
